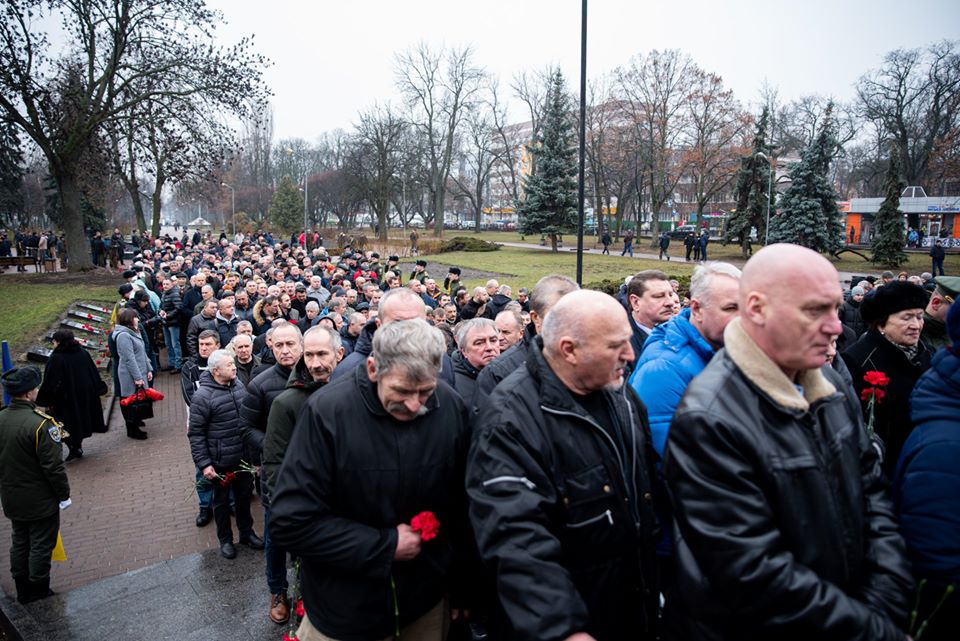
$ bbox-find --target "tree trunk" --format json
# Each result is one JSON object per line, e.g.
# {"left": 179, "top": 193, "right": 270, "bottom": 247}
{"left": 550, "top": 232, "right": 558, "bottom": 252}
{"left": 151, "top": 191, "right": 163, "bottom": 238}
{"left": 55, "top": 168, "right": 94, "bottom": 272}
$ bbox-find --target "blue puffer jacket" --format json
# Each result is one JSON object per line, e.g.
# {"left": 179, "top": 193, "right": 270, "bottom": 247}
{"left": 188, "top": 370, "right": 248, "bottom": 470}
{"left": 893, "top": 347, "right": 960, "bottom": 585}
{"left": 628, "top": 308, "right": 715, "bottom": 457}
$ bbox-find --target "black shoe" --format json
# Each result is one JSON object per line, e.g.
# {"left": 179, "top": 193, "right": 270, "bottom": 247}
{"left": 220, "top": 542, "right": 237, "bottom": 559}
{"left": 170, "top": 368, "right": 181, "bottom": 374}
{"left": 14, "top": 577, "right": 30, "bottom": 604}
{"left": 196, "top": 508, "right": 213, "bottom": 527}
{"left": 65, "top": 447, "right": 83, "bottom": 462}
{"left": 126, "top": 425, "right": 148, "bottom": 440}
{"left": 240, "top": 532, "right": 264, "bottom": 550}
{"left": 26, "top": 578, "right": 54, "bottom": 603}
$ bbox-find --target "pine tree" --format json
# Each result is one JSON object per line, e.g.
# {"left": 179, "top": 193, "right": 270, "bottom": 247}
{"left": 871, "top": 145, "right": 908, "bottom": 268}
{"left": 269, "top": 176, "right": 304, "bottom": 234}
{"left": 768, "top": 104, "right": 844, "bottom": 253}
{"left": 517, "top": 70, "right": 578, "bottom": 252}
{"left": 0, "top": 122, "right": 24, "bottom": 218}
{"left": 725, "top": 107, "right": 773, "bottom": 257}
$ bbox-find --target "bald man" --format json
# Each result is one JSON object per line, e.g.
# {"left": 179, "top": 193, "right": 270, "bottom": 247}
{"left": 662, "top": 245, "right": 912, "bottom": 640}
{"left": 467, "top": 290, "right": 660, "bottom": 641}
{"left": 331, "top": 287, "right": 456, "bottom": 388}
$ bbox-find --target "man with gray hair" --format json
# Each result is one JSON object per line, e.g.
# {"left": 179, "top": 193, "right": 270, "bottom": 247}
{"left": 474, "top": 274, "right": 579, "bottom": 405}
{"left": 271, "top": 321, "right": 473, "bottom": 641}
{"left": 452, "top": 318, "right": 501, "bottom": 404}
{"left": 495, "top": 308, "right": 524, "bottom": 352}
{"left": 188, "top": 348, "right": 263, "bottom": 560}
{"left": 467, "top": 290, "right": 660, "bottom": 640}
{"left": 230, "top": 333, "right": 260, "bottom": 388}
{"left": 487, "top": 284, "right": 513, "bottom": 318}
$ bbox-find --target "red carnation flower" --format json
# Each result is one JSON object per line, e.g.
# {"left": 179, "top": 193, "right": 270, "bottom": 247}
{"left": 220, "top": 471, "right": 237, "bottom": 488}
{"left": 410, "top": 511, "right": 440, "bottom": 542}
{"left": 282, "top": 633, "right": 299, "bottom": 641}
{"left": 295, "top": 599, "right": 305, "bottom": 618}
{"left": 863, "top": 371, "right": 890, "bottom": 387}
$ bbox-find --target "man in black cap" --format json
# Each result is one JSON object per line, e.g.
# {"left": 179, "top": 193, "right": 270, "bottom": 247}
{"left": 0, "top": 367, "right": 71, "bottom": 604}
{"left": 921, "top": 276, "right": 958, "bottom": 351}
{"left": 444, "top": 267, "right": 461, "bottom": 295}
{"left": 410, "top": 259, "right": 429, "bottom": 284}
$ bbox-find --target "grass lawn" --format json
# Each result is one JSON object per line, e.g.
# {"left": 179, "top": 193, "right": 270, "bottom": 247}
{"left": 0, "top": 279, "right": 116, "bottom": 357}
{"left": 411, "top": 246, "right": 696, "bottom": 292}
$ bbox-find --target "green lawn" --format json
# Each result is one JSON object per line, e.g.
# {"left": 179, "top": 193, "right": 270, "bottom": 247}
{"left": 0, "top": 280, "right": 116, "bottom": 357}
{"left": 407, "top": 246, "right": 695, "bottom": 292}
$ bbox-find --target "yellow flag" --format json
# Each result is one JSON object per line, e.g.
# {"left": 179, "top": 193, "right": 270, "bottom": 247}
{"left": 51, "top": 531, "right": 67, "bottom": 562}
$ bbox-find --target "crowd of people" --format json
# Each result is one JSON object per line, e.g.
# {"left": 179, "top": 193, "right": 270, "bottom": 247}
{"left": 0, "top": 225, "right": 958, "bottom": 641}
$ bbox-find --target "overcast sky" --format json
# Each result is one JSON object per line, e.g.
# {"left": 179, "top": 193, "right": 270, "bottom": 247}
{"left": 206, "top": 0, "right": 958, "bottom": 141}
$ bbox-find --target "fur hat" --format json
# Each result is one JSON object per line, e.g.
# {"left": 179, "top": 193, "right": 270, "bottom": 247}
{"left": 448, "top": 267, "right": 461, "bottom": 275}
{"left": 416, "top": 259, "right": 427, "bottom": 267}
{"left": 1, "top": 366, "right": 42, "bottom": 396}
{"left": 118, "top": 283, "right": 134, "bottom": 297}
{"left": 860, "top": 281, "right": 929, "bottom": 325}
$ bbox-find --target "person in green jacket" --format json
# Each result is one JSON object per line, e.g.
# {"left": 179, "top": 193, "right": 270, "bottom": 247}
{"left": 0, "top": 366, "right": 70, "bottom": 604}
{"left": 260, "top": 325, "right": 342, "bottom": 625}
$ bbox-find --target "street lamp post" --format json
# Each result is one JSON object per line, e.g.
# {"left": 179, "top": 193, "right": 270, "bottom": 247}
{"left": 221, "top": 182, "right": 236, "bottom": 237}
{"left": 756, "top": 152, "right": 775, "bottom": 245}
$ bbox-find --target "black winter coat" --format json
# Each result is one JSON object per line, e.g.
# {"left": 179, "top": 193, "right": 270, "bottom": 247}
{"left": 160, "top": 285, "right": 182, "bottom": 326}
{"left": 842, "top": 329, "right": 932, "bottom": 477}
{"left": 188, "top": 371, "right": 247, "bottom": 470}
{"left": 180, "top": 356, "right": 207, "bottom": 406}
{"left": 486, "top": 293, "right": 512, "bottom": 318}
{"left": 664, "top": 318, "right": 913, "bottom": 640}
{"left": 839, "top": 299, "right": 867, "bottom": 338}
{"left": 451, "top": 350, "right": 480, "bottom": 406}
{"left": 473, "top": 323, "right": 535, "bottom": 409}
{"left": 467, "top": 337, "right": 661, "bottom": 641}
{"left": 270, "top": 365, "right": 473, "bottom": 641}
{"left": 238, "top": 363, "right": 292, "bottom": 465}
{"left": 36, "top": 342, "right": 107, "bottom": 440}
{"left": 186, "top": 313, "right": 216, "bottom": 359}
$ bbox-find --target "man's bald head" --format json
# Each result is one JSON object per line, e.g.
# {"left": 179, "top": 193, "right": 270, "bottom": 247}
{"left": 541, "top": 291, "right": 635, "bottom": 393}
{"left": 739, "top": 244, "right": 844, "bottom": 379}
{"left": 379, "top": 287, "right": 427, "bottom": 324}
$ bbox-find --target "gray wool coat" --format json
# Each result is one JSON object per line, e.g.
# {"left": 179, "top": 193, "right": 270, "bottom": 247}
{"left": 113, "top": 325, "right": 152, "bottom": 397}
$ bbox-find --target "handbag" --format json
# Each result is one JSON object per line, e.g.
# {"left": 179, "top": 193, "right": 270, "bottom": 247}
{"left": 120, "top": 385, "right": 164, "bottom": 422}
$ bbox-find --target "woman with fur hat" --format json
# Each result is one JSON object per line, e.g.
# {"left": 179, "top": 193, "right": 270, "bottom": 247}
{"left": 842, "top": 280, "right": 932, "bottom": 476}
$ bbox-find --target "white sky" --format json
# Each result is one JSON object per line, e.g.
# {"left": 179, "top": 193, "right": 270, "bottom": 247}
{"left": 183, "top": 1, "right": 959, "bottom": 141}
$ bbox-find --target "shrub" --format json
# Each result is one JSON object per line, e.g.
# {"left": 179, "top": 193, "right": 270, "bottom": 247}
{"left": 441, "top": 236, "right": 501, "bottom": 253}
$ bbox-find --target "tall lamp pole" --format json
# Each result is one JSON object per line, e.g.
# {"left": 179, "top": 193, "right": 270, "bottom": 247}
{"left": 221, "top": 182, "right": 236, "bottom": 237}
{"left": 575, "top": 0, "right": 588, "bottom": 286}
{"left": 756, "top": 152, "right": 774, "bottom": 245}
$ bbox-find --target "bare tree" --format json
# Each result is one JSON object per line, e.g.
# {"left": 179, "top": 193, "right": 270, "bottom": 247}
{"left": 0, "top": 0, "right": 267, "bottom": 270}
{"left": 354, "top": 104, "right": 406, "bottom": 240}
{"left": 857, "top": 41, "right": 960, "bottom": 189}
{"left": 617, "top": 50, "right": 696, "bottom": 244}
{"left": 395, "top": 43, "right": 484, "bottom": 236}
{"left": 451, "top": 78, "right": 502, "bottom": 232}
{"left": 683, "top": 70, "right": 750, "bottom": 219}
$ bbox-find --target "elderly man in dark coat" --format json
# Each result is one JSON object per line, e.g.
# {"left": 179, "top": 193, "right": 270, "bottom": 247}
{"left": 36, "top": 330, "right": 107, "bottom": 461}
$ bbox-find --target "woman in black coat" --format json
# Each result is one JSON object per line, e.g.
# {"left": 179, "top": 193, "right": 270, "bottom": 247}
{"left": 36, "top": 329, "right": 108, "bottom": 460}
{"left": 842, "top": 281, "right": 932, "bottom": 478}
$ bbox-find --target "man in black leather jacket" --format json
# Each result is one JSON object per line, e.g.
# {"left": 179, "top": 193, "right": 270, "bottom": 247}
{"left": 663, "top": 244, "right": 913, "bottom": 641}
{"left": 467, "top": 290, "right": 661, "bottom": 641}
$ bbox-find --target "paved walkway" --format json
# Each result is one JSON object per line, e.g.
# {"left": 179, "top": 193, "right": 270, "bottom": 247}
{"left": 0, "top": 367, "right": 276, "bottom": 640}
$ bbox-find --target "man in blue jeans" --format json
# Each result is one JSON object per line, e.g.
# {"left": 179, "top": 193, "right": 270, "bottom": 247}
{"left": 621, "top": 228, "right": 635, "bottom": 257}
{"left": 159, "top": 276, "right": 183, "bottom": 372}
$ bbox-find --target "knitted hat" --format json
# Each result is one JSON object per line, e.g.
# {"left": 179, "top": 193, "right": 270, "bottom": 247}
{"left": 860, "top": 281, "right": 929, "bottom": 325}
{"left": 850, "top": 286, "right": 864, "bottom": 297}
{"left": 1, "top": 366, "right": 42, "bottom": 396}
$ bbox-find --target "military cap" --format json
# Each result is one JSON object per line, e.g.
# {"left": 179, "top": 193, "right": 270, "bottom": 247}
{"left": 416, "top": 259, "right": 427, "bottom": 267}
{"left": 1, "top": 366, "right": 42, "bottom": 396}
{"left": 934, "top": 276, "right": 960, "bottom": 303}
{"left": 388, "top": 255, "right": 399, "bottom": 263}
{"left": 448, "top": 267, "right": 461, "bottom": 275}
{"left": 122, "top": 269, "right": 137, "bottom": 279}
{"left": 370, "top": 252, "right": 380, "bottom": 259}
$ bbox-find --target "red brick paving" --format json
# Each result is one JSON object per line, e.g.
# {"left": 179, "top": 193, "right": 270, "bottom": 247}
{"left": 0, "top": 368, "right": 264, "bottom": 596}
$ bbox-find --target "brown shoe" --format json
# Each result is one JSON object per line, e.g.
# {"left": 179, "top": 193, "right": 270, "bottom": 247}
{"left": 269, "top": 592, "right": 289, "bottom": 625}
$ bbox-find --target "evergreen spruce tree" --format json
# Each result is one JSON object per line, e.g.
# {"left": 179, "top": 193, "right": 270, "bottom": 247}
{"left": 871, "top": 145, "right": 908, "bottom": 268}
{"left": 768, "top": 104, "right": 844, "bottom": 253}
{"left": 269, "top": 176, "right": 304, "bottom": 234}
{"left": 517, "top": 70, "right": 578, "bottom": 252}
{"left": 0, "top": 122, "right": 24, "bottom": 218}
{"left": 725, "top": 107, "right": 773, "bottom": 257}
{"left": 42, "top": 174, "right": 105, "bottom": 231}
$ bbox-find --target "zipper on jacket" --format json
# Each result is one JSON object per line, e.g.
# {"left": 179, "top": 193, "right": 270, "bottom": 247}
{"left": 541, "top": 405, "right": 634, "bottom": 518}
{"left": 482, "top": 475, "right": 537, "bottom": 490}
{"left": 567, "top": 509, "right": 614, "bottom": 528}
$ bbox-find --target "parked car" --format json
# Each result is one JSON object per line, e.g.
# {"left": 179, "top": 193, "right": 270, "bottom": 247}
{"left": 667, "top": 225, "right": 697, "bottom": 240}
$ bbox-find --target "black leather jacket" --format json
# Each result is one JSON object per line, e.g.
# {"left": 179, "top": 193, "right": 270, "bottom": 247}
{"left": 663, "top": 318, "right": 913, "bottom": 641}
{"left": 467, "top": 337, "right": 660, "bottom": 641}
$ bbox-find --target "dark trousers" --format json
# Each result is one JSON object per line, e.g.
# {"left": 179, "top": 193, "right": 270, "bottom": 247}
{"left": 685, "top": 245, "right": 693, "bottom": 261}
{"left": 263, "top": 499, "right": 289, "bottom": 594}
{"left": 932, "top": 259, "right": 945, "bottom": 276}
{"left": 10, "top": 512, "right": 60, "bottom": 582}
{"left": 212, "top": 467, "right": 254, "bottom": 544}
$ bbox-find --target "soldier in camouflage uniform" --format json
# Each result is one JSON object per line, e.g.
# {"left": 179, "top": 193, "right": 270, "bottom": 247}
{"left": 0, "top": 367, "right": 71, "bottom": 604}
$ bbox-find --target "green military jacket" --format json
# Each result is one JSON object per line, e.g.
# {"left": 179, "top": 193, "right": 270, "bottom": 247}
{"left": 921, "top": 313, "right": 949, "bottom": 352}
{"left": 0, "top": 399, "right": 70, "bottom": 521}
